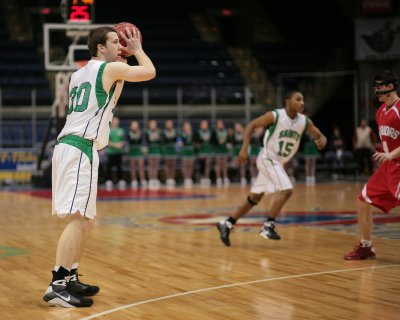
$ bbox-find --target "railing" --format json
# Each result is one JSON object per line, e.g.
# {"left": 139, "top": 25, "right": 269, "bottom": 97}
{"left": 0, "top": 86, "right": 265, "bottom": 149}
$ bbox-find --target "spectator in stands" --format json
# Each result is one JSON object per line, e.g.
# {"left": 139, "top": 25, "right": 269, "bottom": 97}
{"left": 216, "top": 90, "right": 327, "bottom": 247}
{"left": 195, "top": 119, "right": 212, "bottom": 187}
{"left": 162, "top": 119, "right": 178, "bottom": 188}
{"left": 344, "top": 70, "right": 400, "bottom": 260}
{"left": 331, "top": 125, "right": 345, "bottom": 159}
{"left": 180, "top": 121, "right": 195, "bottom": 188}
{"left": 353, "top": 119, "right": 377, "bottom": 176}
{"left": 213, "top": 119, "right": 230, "bottom": 186}
{"left": 146, "top": 119, "right": 162, "bottom": 189}
{"left": 105, "top": 117, "right": 126, "bottom": 191}
{"left": 230, "top": 122, "right": 247, "bottom": 186}
{"left": 249, "top": 127, "right": 264, "bottom": 184}
{"left": 326, "top": 125, "right": 346, "bottom": 179}
{"left": 44, "top": 26, "right": 155, "bottom": 307}
{"left": 127, "top": 120, "right": 147, "bottom": 189}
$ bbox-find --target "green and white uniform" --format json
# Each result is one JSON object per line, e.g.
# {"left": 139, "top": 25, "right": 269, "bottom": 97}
{"left": 196, "top": 129, "right": 212, "bottom": 156}
{"left": 106, "top": 127, "right": 125, "bottom": 156}
{"left": 303, "top": 131, "right": 319, "bottom": 159}
{"left": 53, "top": 60, "right": 122, "bottom": 219}
{"left": 231, "top": 131, "right": 244, "bottom": 157}
{"left": 212, "top": 128, "right": 229, "bottom": 155}
{"left": 146, "top": 129, "right": 162, "bottom": 158}
{"left": 251, "top": 108, "right": 307, "bottom": 194}
{"left": 128, "top": 129, "right": 143, "bottom": 158}
{"left": 180, "top": 132, "right": 195, "bottom": 158}
{"left": 250, "top": 133, "right": 263, "bottom": 158}
{"left": 162, "top": 128, "right": 177, "bottom": 159}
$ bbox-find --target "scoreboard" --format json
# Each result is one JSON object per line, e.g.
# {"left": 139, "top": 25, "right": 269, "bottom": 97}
{"left": 61, "top": 0, "right": 95, "bottom": 23}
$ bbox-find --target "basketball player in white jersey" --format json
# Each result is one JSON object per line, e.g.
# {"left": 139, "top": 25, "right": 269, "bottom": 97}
{"left": 43, "top": 26, "right": 155, "bottom": 307}
{"left": 217, "top": 91, "right": 327, "bottom": 246}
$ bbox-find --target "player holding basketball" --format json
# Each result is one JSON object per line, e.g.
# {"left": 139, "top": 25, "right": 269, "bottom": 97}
{"left": 43, "top": 26, "right": 155, "bottom": 307}
{"left": 216, "top": 91, "right": 327, "bottom": 246}
{"left": 344, "top": 70, "right": 399, "bottom": 260}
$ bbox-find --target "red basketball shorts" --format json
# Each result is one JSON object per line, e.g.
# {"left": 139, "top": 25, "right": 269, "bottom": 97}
{"left": 359, "top": 160, "right": 400, "bottom": 213}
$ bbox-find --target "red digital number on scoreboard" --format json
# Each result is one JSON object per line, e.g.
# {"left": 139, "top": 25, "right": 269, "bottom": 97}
{"left": 68, "top": 0, "right": 94, "bottom": 22}
{"left": 69, "top": 5, "right": 89, "bottom": 21}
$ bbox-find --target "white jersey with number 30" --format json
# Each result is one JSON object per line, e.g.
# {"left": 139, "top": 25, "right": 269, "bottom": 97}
{"left": 260, "top": 108, "right": 307, "bottom": 164}
{"left": 58, "top": 60, "right": 122, "bottom": 150}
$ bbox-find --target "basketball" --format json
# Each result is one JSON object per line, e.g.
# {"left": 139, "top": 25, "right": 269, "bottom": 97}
{"left": 113, "top": 22, "right": 142, "bottom": 57}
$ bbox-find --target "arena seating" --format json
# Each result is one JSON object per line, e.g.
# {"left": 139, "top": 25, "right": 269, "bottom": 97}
{"left": 94, "top": 0, "right": 248, "bottom": 105}
{"left": 251, "top": 42, "right": 330, "bottom": 85}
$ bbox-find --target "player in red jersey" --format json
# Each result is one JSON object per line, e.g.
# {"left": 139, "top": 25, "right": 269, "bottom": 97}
{"left": 344, "top": 70, "right": 400, "bottom": 260}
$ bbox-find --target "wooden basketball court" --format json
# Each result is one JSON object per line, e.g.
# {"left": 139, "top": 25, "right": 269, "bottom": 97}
{"left": 1, "top": 182, "right": 399, "bottom": 319}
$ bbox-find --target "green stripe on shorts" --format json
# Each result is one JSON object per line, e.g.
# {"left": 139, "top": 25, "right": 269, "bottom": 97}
{"left": 58, "top": 135, "right": 94, "bottom": 163}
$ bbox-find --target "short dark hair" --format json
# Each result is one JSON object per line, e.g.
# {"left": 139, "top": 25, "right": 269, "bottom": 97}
{"left": 284, "top": 90, "right": 301, "bottom": 100}
{"left": 374, "top": 70, "right": 399, "bottom": 88}
{"left": 87, "top": 26, "right": 116, "bottom": 57}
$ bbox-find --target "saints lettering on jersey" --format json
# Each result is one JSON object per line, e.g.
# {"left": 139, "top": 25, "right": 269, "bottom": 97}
{"left": 277, "top": 129, "right": 302, "bottom": 157}
{"left": 262, "top": 109, "right": 307, "bottom": 164}
{"left": 278, "top": 129, "right": 301, "bottom": 141}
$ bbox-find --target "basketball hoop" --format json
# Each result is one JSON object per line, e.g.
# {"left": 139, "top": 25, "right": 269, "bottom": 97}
{"left": 43, "top": 23, "right": 112, "bottom": 71}
{"left": 66, "top": 28, "right": 90, "bottom": 39}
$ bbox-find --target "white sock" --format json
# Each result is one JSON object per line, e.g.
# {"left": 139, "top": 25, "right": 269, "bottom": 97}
{"left": 223, "top": 220, "right": 233, "bottom": 229}
{"left": 361, "top": 239, "right": 372, "bottom": 247}
{"left": 71, "top": 262, "right": 79, "bottom": 270}
{"left": 54, "top": 265, "right": 70, "bottom": 272}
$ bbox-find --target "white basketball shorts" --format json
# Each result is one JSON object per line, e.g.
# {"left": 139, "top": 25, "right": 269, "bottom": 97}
{"left": 250, "top": 153, "right": 293, "bottom": 194}
{"left": 52, "top": 142, "right": 99, "bottom": 219}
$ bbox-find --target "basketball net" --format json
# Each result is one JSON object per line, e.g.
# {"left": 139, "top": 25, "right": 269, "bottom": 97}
{"left": 53, "top": 71, "right": 69, "bottom": 118}
{"left": 52, "top": 61, "right": 88, "bottom": 118}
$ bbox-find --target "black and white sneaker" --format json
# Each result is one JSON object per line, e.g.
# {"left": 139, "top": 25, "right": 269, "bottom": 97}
{"left": 259, "top": 222, "right": 281, "bottom": 240}
{"left": 43, "top": 279, "right": 93, "bottom": 308}
{"left": 216, "top": 220, "right": 233, "bottom": 246}
{"left": 68, "top": 272, "right": 100, "bottom": 297}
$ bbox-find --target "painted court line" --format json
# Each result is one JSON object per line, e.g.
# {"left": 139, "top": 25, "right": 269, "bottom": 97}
{"left": 80, "top": 264, "right": 400, "bottom": 320}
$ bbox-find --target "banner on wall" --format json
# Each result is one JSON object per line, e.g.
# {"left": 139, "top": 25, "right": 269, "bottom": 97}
{"left": 0, "top": 149, "right": 38, "bottom": 182}
{"left": 355, "top": 17, "right": 400, "bottom": 61}
{"left": 361, "top": 0, "right": 393, "bottom": 13}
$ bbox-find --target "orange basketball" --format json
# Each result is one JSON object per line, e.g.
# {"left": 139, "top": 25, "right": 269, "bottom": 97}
{"left": 113, "top": 22, "right": 142, "bottom": 57}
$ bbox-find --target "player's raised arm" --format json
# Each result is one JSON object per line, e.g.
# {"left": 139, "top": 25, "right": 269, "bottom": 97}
{"left": 104, "top": 26, "right": 156, "bottom": 85}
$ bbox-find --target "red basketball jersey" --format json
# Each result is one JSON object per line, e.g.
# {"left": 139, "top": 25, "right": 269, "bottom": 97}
{"left": 376, "top": 99, "right": 400, "bottom": 157}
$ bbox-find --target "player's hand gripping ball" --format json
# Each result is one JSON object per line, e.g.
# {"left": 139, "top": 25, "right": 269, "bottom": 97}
{"left": 113, "top": 22, "right": 142, "bottom": 57}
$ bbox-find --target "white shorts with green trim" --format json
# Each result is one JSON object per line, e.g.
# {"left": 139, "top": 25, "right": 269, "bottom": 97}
{"left": 52, "top": 143, "right": 99, "bottom": 219}
{"left": 250, "top": 153, "right": 292, "bottom": 194}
